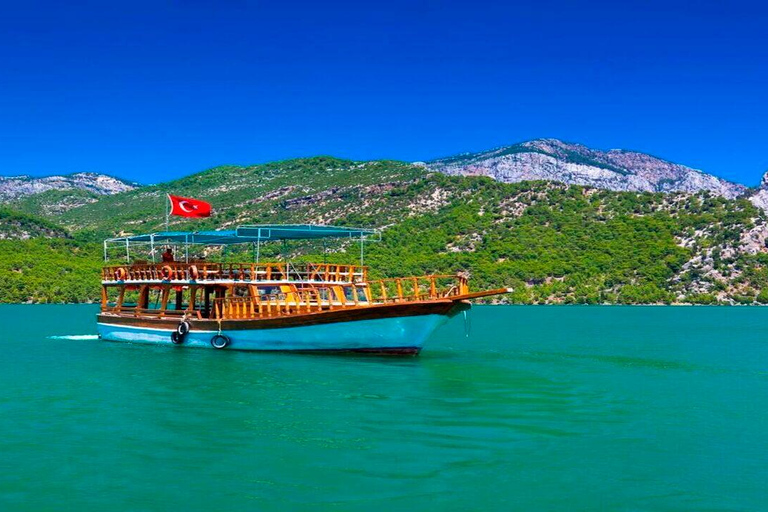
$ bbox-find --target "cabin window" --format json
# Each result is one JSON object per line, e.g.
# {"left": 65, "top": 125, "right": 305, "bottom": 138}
{"left": 356, "top": 287, "right": 368, "bottom": 302}
{"left": 316, "top": 287, "right": 330, "bottom": 301}
{"left": 233, "top": 286, "right": 249, "bottom": 298}
{"left": 257, "top": 286, "right": 284, "bottom": 299}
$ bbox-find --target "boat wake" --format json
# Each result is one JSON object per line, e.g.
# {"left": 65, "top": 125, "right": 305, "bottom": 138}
{"left": 48, "top": 334, "right": 100, "bottom": 341}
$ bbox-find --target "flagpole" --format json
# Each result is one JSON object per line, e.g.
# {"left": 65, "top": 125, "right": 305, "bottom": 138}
{"left": 165, "top": 194, "right": 170, "bottom": 232}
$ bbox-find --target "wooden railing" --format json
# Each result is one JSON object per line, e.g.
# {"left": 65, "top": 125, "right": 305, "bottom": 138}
{"left": 366, "top": 275, "right": 468, "bottom": 303}
{"left": 102, "top": 305, "right": 203, "bottom": 319}
{"left": 214, "top": 291, "right": 325, "bottom": 320}
{"left": 212, "top": 274, "right": 469, "bottom": 320}
{"left": 102, "top": 262, "right": 368, "bottom": 283}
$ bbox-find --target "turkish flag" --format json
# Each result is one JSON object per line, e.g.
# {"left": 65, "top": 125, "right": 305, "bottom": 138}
{"left": 168, "top": 194, "right": 212, "bottom": 218}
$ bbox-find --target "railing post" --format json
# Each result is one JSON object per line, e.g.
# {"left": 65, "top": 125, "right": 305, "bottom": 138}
{"left": 396, "top": 279, "right": 403, "bottom": 301}
{"left": 430, "top": 276, "right": 437, "bottom": 299}
{"left": 459, "top": 275, "right": 469, "bottom": 295}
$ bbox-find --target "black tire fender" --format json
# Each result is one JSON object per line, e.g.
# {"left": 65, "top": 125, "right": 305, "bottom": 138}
{"left": 211, "top": 334, "right": 230, "bottom": 349}
{"left": 176, "top": 320, "right": 191, "bottom": 336}
{"left": 171, "top": 331, "right": 184, "bottom": 344}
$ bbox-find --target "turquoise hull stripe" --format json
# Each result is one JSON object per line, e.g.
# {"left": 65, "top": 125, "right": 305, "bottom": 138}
{"left": 97, "top": 314, "right": 446, "bottom": 351}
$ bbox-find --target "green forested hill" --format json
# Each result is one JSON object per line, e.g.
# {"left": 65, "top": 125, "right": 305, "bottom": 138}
{"left": 0, "top": 208, "right": 70, "bottom": 240}
{"left": 57, "top": 157, "right": 424, "bottom": 235}
{"left": 9, "top": 188, "right": 101, "bottom": 217}
{"left": 2, "top": 157, "right": 768, "bottom": 304}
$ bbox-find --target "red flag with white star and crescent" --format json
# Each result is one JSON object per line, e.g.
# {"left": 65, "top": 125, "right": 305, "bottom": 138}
{"left": 167, "top": 194, "right": 212, "bottom": 218}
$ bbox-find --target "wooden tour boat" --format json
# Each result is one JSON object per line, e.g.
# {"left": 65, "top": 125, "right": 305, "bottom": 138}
{"left": 97, "top": 224, "right": 512, "bottom": 354}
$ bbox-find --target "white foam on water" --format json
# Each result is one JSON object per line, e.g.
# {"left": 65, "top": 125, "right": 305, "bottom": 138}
{"left": 48, "top": 334, "right": 100, "bottom": 341}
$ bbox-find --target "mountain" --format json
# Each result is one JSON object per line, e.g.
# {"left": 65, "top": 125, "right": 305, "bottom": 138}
{"left": 0, "top": 208, "right": 69, "bottom": 240}
{"left": 9, "top": 189, "right": 103, "bottom": 217}
{"left": 54, "top": 157, "right": 425, "bottom": 234}
{"left": 748, "top": 171, "right": 768, "bottom": 211}
{"left": 3, "top": 156, "right": 768, "bottom": 306}
{"left": 425, "top": 139, "right": 747, "bottom": 199}
{"left": 0, "top": 172, "right": 136, "bottom": 202}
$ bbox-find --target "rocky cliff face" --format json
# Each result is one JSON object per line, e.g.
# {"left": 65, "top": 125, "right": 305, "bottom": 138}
{"left": 748, "top": 171, "right": 768, "bottom": 211}
{"left": 0, "top": 172, "right": 136, "bottom": 202}
{"left": 426, "top": 139, "right": 747, "bottom": 199}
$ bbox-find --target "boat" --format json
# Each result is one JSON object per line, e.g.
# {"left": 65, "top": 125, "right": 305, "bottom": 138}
{"left": 97, "top": 224, "right": 512, "bottom": 354}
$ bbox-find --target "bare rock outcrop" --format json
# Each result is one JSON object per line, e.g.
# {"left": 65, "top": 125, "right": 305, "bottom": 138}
{"left": 426, "top": 138, "right": 746, "bottom": 199}
{"left": 0, "top": 172, "right": 136, "bottom": 202}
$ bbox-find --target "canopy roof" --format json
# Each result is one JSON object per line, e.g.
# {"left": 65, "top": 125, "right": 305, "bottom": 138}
{"left": 105, "top": 224, "right": 379, "bottom": 246}
{"left": 237, "top": 225, "right": 377, "bottom": 241}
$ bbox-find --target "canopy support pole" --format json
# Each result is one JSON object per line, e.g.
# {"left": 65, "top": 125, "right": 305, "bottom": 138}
{"left": 125, "top": 239, "right": 130, "bottom": 263}
{"left": 103, "top": 241, "right": 108, "bottom": 262}
{"left": 150, "top": 235, "right": 156, "bottom": 263}
{"left": 255, "top": 238, "right": 261, "bottom": 264}
{"left": 185, "top": 235, "right": 189, "bottom": 263}
{"left": 359, "top": 233, "right": 364, "bottom": 267}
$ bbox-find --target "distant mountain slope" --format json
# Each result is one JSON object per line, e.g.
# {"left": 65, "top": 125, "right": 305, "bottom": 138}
{"left": 425, "top": 139, "right": 747, "bottom": 199}
{"left": 9, "top": 189, "right": 102, "bottom": 217}
{"left": 0, "top": 208, "right": 69, "bottom": 240}
{"left": 0, "top": 172, "right": 136, "bottom": 202}
{"left": 56, "top": 157, "right": 425, "bottom": 234}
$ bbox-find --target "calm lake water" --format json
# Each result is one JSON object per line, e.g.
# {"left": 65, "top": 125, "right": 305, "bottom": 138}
{"left": 1, "top": 305, "right": 767, "bottom": 511}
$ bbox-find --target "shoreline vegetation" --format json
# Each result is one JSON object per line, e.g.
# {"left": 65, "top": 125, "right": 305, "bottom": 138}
{"left": 2, "top": 157, "right": 768, "bottom": 305}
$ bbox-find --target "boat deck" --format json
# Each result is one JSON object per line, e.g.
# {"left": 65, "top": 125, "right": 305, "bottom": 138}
{"left": 100, "top": 261, "right": 509, "bottom": 322}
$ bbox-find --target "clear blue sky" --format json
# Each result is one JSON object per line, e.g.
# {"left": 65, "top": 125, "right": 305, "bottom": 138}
{"left": 1, "top": 0, "right": 766, "bottom": 185}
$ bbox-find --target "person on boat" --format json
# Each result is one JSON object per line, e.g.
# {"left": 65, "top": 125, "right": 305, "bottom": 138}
{"left": 162, "top": 247, "right": 174, "bottom": 262}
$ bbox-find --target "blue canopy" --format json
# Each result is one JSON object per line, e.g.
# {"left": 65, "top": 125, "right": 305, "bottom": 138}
{"left": 105, "top": 224, "right": 379, "bottom": 246}
{"left": 236, "top": 224, "right": 377, "bottom": 241}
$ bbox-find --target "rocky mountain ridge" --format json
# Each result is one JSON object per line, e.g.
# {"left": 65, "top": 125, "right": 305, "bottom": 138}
{"left": 425, "top": 138, "right": 749, "bottom": 199}
{"left": 748, "top": 171, "right": 768, "bottom": 212}
{"left": 0, "top": 172, "right": 136, "bottom": 202}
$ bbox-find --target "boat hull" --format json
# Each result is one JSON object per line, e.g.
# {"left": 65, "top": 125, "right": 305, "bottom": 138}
{"left": 97, "top": 301, "right": 469, "bottom": 354}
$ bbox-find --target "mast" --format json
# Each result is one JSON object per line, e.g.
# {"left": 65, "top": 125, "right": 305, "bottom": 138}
{"left": 165, "top": 194, "right": 170, "bottom": 232}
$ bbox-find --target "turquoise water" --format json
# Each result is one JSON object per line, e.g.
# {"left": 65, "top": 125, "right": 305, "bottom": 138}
{"left": 1, "top": 305, "right": 767, "bottom": 511}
